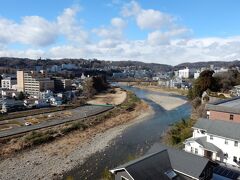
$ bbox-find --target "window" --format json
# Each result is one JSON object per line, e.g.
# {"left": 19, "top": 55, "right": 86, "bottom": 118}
{"left": 225, "top": 139, "right": 228, "bottom": 145}
{"left": 230, "top": 114, "right": 234, "bottom": 120}
{"left": 233, "top": 156, "right": 237, "bottom": 163}
{"left": 191, "top": 147, "right": 194, "bottom": 153}
{"left": 210, "top": 135, "right": 213, "bottom": 140}
{"left": 234, "top": 141, "right": 238, "bottom": 147}
{"left": 195, "top": 148, "right": 198, "bottom": 154}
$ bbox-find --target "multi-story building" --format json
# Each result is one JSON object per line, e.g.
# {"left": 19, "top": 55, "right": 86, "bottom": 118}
{"left": 53, "top": 78, "right": 72, "bottom": 92}
{"left": 184, "top": 118, "right": 240, "bottom": 167}
{"left": 205, "top": 97, "right": 240, "bottom": 122}
{"left": 1, "top": 77, "right": 17, "bottom": 89}
{"left": 185, "top": 97, "right": 240, "bottom": 168}
{"left": 178, "top": 67, "right": 195, "bottom": 79}
{"left": 17, "top": 70, "right": 54, "bottom": 97}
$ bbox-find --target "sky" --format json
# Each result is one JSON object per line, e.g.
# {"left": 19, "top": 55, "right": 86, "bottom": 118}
{"left": 0, "top": 0, "right": 240, "bottom": 65}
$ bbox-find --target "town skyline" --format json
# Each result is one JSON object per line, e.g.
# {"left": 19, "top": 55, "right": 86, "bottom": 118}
{"left": 1, "top": 0, "right": 240, "bottom": 65}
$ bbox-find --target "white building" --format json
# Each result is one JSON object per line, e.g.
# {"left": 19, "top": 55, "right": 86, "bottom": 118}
{"left": 194, "top": 70, "right": 201, "bottom": 79}
{"left": 178, "top": 67, "right": 195, "bottom": 79}
{"left": 184, "top": 118, "right": 240, "bottom": 167}
{"left": 1, "top": 77, "right": 17, "bottom": 89}
{"left": 230, "top": 85, "right": 240, "bottom": 97}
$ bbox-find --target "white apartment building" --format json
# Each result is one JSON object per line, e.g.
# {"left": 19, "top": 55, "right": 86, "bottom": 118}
{"left": 184, "top": 118, "right": 240, "bottom": 167}
{"left": 17, "top": 70, "right": 54, "bottom": 97}
{"left": 1, "top": 77, "right": 17, "bottom": 89}
{"left": 178, "top": 67, "right": 195, "bottom": 79}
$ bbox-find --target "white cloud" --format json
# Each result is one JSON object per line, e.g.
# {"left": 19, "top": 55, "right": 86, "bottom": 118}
{"left": 147, "top": 28, "right": 190, "bottom": 45}
{"left": 136, "top": 9, "right": 174, "bottom": 30}
{"left": 0, "top": 6, "right": 87, "bottom": 47}
{"left": 121, "top": 1, "right": 141, "bottom": 17}
{"left": 111, "top": 17, "right": 126, "bottom": 29}
{"left": 57, "top": 6, "right": 88, "bottom": 43}
{"left": 121, "top": 1, "right": 174, "bottom": 30}
{"left": 1, "top": 36, "right": 240, "bottom": 65}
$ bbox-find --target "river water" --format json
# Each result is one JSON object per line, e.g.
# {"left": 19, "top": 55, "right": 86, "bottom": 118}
{"left": 63, "top": 86, "right": 192, "bottom": 179}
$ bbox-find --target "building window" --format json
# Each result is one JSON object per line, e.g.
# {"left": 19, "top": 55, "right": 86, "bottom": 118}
{"left": 210, "top": 135, "right": 213, "bottom": 140}
{"left": 225, "top": 139, "right": 228, "bottom": 145}
{"left": 230, "top": 114, "right": 234, "bottom": 120}
{"left": 234, "top": 141, "right": 238, "bottom": 147}
{"left": 195, "top": 148, "right": 198, "bottom": 154}
{"left": 191, "top": 147, "right": 194, "bottom": 153}
{"left": 233, "top": 156, "right": 237, "bottom": 163}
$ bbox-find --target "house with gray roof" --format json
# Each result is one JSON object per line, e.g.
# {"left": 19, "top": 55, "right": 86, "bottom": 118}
{"left": 110, "top": 147, "right": 214, "bottom": 180}
{"left": 184, "top": 118, "right": 240, "bottom": 168}
{"left": 205, "top": 96, "right": 240, "bottom": 122}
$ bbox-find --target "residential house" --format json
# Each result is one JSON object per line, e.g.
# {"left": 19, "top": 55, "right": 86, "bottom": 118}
{"left": 1, "top": 77, "right": 17, "bottom": 89}
{"left": 184, "top": 118, "right": 240, "bottom": 167}
{"left": 205, "top": 97, "right": 240, "bottom": 122}
{"left": 110, "top": 148, "right": 214, "bottom": 180}
{"left": 230, "top": 85, "right": 240, "bottom": 97}
{"left": 1, "top": 98, "right": 24, "bottom": 113}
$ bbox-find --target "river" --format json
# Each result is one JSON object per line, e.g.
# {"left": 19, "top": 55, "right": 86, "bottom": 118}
{"left": 63, "top": 86, "right": 192, "bottom": 179}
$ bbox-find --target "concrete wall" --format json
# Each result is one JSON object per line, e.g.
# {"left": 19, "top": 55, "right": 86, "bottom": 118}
{"left": 208, "top": 110, "right": 240, "bottom": 122}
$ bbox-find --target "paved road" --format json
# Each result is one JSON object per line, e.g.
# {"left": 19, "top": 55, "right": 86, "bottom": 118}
{"left": 0, "top": 105, "right": 113, "bottom": 138}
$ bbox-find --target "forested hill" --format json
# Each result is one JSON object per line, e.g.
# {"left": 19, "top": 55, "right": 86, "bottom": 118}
{"left": 175, "top": 60, "right": 240, "bottom": 69}
{"left": 0, "top": 57, "right": 239, "bottom": 72}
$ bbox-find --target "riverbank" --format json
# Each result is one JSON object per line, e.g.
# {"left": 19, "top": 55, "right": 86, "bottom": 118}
{"left": 131, "top": 84, "right": 188, "bottom": 96}
{"left": 0, "top": 96, "right": 154, "bottom": 180}
{"left": 147, "top": 94, "right": 187, "bottom": 111}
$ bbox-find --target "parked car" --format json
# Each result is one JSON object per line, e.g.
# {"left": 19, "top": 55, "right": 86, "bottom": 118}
{"left": 24, "top": 122, "right": 32, "bottom": 126}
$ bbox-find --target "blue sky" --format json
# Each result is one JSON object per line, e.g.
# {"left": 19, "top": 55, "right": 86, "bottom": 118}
{"left": 0, "top": 0, "right": 240, "bottom": 65}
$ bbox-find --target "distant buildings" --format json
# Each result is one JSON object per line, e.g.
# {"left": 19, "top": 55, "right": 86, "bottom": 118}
{"left": 17, "top": 70, "right": 54, "bottom": 97}
{"left": 178, "top": 67, "right": 195, "bottom": 79}
{"left": 1, "top": 77, "right": 17, "bottom": 89}
{"left": 230, "top": 85, "right": 240, "bottom": 97}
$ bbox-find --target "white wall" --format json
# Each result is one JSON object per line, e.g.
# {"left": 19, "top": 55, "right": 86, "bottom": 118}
{"left": 185, "top": 128, "right": 240, "bottom": 167}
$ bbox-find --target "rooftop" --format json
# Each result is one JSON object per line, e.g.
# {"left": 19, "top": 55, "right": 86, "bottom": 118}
{"left": 111, "top": 146, "right": 210, "bottom": 180}
{"left": 185, "top": 137, "right": 221, "bottom": 153}
{"left": 206, "top": 96, "right": 240, "bottom": 114}
{"left": 193, "top": 118, "right": 240, "bottom": 140}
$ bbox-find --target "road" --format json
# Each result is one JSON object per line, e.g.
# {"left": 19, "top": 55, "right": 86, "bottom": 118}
{"left": 0, "top": 105, "right": 113, "bottom": 138}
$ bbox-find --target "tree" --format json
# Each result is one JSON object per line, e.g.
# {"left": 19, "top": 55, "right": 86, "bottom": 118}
{"left": 188, "top": 70, "right": 219, "bottom": 99}
{"left": 82, "top": 77, "right": 96, "bottom": 98}
{"left": 92, "top": 75, "right": 109, "bottom": 92}
{"left": 18, "top": 91, "right": 25, "bottom": 100}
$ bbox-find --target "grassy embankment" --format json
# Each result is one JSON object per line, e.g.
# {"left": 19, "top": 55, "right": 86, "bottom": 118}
{"left": 0, "top": 91, "right": 141, "bottom": 157}
{"left": 163, "top": 118, "right": 196, "bottom": 148}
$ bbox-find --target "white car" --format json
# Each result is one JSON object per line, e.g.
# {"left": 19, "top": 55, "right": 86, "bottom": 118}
{"left": 25, "top": 122, "right": 32, "bottom": 126}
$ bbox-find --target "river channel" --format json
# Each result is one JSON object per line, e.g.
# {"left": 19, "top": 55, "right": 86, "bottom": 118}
{"left": 63, "top": 85, "right": 192, "bottom": 179}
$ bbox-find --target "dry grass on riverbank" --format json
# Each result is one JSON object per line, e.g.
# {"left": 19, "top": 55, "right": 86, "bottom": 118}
{"left": 88, "top": 87, "right": 127, "bottom": 105}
